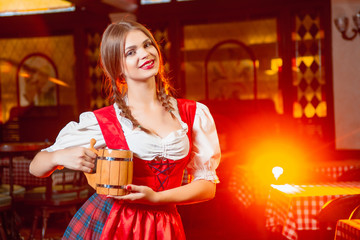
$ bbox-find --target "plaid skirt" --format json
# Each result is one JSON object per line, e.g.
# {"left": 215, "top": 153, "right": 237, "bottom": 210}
{"left": 62, "top": 193, "right": 186, "bottom": 240}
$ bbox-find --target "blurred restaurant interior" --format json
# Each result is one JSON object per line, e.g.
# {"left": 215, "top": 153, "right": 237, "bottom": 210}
{"left": 0, "top": 0, "right": 360, "bottom": 239}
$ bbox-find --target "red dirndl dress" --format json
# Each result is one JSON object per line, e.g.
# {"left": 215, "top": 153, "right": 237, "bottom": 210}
{"left": 62, "top": 99, "right": 196, "bottom": 240}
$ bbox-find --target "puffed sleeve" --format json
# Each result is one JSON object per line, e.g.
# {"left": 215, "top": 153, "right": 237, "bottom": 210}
{"left": 43, "top": 111, "right": 106, "bottom": 152}
{"left": 186, "top": 102, "right": 221, "bottom": 183}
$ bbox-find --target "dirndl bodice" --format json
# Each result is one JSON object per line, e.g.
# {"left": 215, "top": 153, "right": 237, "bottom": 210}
{"left": 62, "top": 99, "right": 196, "bottom": 240}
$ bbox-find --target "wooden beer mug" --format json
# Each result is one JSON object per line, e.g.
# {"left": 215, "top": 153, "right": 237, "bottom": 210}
{"left": 84, "top": 138, "right": 133, "bottom": 196}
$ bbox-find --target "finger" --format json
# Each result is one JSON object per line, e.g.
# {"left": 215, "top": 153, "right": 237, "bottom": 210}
{"left": 83, "top": 167, "right": 93, "bottom": 173}
{"left": 111, "top": 192, "right": 143, "bottom": 201}
{"left": 81, "top": 160, "right": 95, "bottom": 170}
{"left": 76, "top": 157, "right": 95, "bottom": 173}
{"left": 81, "top": 164, "right": 94, "bottom": 173}
{"left": 84, "top": 148, "right": 97, "bottom": 159}
{"left": 82, "top": 155, "right": 96, "bottom": 166}
{"left": 126, "top": 184, "right": 141, "bottom": 192}
{"left": 81, "top": 150, "right": 96, "bottom": 165}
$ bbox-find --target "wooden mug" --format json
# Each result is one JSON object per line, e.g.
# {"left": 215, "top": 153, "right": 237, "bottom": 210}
{"left": 84, "top": 139, "right": 133, "bottom": 196}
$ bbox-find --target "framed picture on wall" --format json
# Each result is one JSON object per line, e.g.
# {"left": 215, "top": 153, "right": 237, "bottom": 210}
{"left": 17, "top": 53, "right": 59, "bottom": 107}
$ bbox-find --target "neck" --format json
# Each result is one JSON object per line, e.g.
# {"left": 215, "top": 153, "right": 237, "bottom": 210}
{"left": 126, "top": 77, "right": 158, "bottom": 108}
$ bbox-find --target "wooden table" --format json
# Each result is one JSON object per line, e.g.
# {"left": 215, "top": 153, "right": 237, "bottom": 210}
{"left": 227, "top": 159, "right": 360, "bottom": 209}
{"left": 0, "top": 142, "right": 50, "bottom": 196}
{"left": 335, "top": 219, "right": 360, "bottom": 240}
{"left": 265, "top": 182, "right": 360, "bottom": 240}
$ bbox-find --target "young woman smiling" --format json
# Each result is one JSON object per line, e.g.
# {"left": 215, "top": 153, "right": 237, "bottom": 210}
{"left": 30, "top": 20, "right": 221, "bottom": 240}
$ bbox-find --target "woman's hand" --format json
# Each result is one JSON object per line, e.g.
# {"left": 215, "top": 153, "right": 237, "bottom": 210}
{"left": 108, "top": 184, "right": 160, "bottom": 204}
{"left": 106, "top": 180, "right": 216, "bottom": 205}
{"left": 30, "top": 147, "right": 97, "bottom": 177}
{"left": 53, "top": 147, "right": 97, "bottom": 173}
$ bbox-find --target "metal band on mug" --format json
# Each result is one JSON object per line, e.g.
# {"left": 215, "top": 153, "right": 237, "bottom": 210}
{"left": 98, "top": 157, "right": 132, "bottom": 162}
{"left": 96, "top": 184, "right": 127, "bottom": 189}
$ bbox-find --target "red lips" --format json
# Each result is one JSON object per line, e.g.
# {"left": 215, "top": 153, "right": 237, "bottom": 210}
{"left": 139, "top": 60, "right": 155, "bottom": 70}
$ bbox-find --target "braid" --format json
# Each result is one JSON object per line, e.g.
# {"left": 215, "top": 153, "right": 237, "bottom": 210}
{"left": 156, "top": 76, "right": 175, "bottom": 117}
{"left": 111, "top": 79, "right": 152, "bottom": 134}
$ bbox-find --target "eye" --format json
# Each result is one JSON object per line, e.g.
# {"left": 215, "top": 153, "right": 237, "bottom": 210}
{"left": 125, "top": 49, "right": 135, "bottom": 57}
{"left": 144, "top": 41, "right": 153, "bottom": 48}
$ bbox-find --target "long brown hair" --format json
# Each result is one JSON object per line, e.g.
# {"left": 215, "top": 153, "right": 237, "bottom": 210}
{"left": 100, "top": 20, "right": 175, "bottom": 134}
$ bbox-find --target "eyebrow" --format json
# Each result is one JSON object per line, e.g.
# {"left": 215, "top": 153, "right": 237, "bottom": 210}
{"left": 125, "top": 38, "right": 151, "bottom": 51}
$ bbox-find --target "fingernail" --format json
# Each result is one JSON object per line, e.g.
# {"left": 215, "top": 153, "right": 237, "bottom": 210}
{"left": 126, "top": 185, "right": 132, "bottom": 191}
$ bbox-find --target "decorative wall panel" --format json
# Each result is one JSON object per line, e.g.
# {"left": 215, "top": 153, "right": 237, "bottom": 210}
{"left": 0, "top": 35, "right": 75, "bottom": 123}
{"left": 292, "top": 11, "right": 327, "bottom": 140}
{"left": 87, "top": 31, "right": 108, "bottom": 110}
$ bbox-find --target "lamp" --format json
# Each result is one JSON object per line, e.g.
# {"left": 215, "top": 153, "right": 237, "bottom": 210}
{"left": 334, "top": 11, "right": 360, "bottom": 40}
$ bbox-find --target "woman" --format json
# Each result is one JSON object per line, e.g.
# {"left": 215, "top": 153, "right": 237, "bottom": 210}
{"left": 30, "top": 20, "right": 221, "bottom": 240}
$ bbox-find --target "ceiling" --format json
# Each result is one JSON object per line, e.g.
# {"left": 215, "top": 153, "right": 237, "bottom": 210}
{"left": 0, "top": 0, "right": 138, "bottom": 16}
{"left": 66, "top": 0, "right": 138, "bottom": 13}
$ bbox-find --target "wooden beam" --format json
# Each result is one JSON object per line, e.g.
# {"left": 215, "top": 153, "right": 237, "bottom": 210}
{"left": 0, "top": 10, "right": 109, "bottom": 38}
{"left": 65, "top": 0, "right": 130, "bottom": 14}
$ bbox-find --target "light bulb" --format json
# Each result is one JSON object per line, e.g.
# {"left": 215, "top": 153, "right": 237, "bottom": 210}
{"left": 272, "top": 166, "right": 283, "bottom": 180}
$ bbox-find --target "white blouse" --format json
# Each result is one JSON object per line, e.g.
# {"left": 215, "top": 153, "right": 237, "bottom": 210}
{"left": 44, "top": 98, "right": 221, "bottom": 183}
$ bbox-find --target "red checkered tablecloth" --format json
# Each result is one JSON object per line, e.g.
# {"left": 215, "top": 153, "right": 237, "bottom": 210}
{"left": 335, "top": 219, "right": 360, "bottom": 240}
{"left": 228, "top": 165, "right": 256, "bottom": 208}
{"left": 313, "top": 159, "right": 360, "bottom": 180}
{"left": 265, "top": 182, "right": 360, "bottom": 240}
{"left": 0, "top": 156, "right": 47, "bottom": 186}
{"left": 0, "top": 156, "right": 75, "bottom": 187}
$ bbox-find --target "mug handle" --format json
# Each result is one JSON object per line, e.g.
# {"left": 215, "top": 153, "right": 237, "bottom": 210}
{"left": 84, "top": 138, "right": 98, "bottom": 190}
{"left": 89, "top": 138, "right": 98, "bottom": 155}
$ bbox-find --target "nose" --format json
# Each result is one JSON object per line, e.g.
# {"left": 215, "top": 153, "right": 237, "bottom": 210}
{"left": 138, "top": 47, "right": 150, "bottom": 59}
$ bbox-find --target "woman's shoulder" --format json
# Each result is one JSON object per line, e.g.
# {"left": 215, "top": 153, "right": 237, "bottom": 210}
{"left": 195, "top": 101, "right": 210, "bottom": 111}
{"left": 68, "top": 110, "right": 97, "bottom": 129}
{"left": 172, "top": 98, "right": 209, "bottom": 112}
{"left": 73, "top": 104, "right": 116, "bottom": 127}
{"left": 93, "top": 104, "right": 116, "bottom": 113}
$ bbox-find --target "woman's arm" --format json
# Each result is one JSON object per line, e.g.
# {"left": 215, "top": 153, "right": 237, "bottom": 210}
{"left": 29, "top": 111, "right": 105, "bottom": 178}
{"left": 111, "top": 180, "right": 215, "bottom": 205}
{"left": 29, "top": 147, "right": 97, "bottom": 177}
{"left": 157, "top": 179, "right": 216, "bottom": 204}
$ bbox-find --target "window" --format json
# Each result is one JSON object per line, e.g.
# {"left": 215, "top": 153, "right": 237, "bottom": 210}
{"left": 0, "top": 0, "right": 74, "bottom": 16}
{"left": 182, "top": 19, "right": 283, "bottom": 114}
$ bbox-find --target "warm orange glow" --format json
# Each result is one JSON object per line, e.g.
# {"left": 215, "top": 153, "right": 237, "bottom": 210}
{"left": 270, "top": 184, "right": 302, "bottom": 194}
{"left": 19, "top": 72, "right": 30, "bottom": 78}
{"left": 0, "top": 0, "right": 73, "bottom": 13}
{"left": 18, "top": 73, "right": 69, "bottom": 87}
{"left": 0, "top": 61, "right": 12, "bottom": 73}
{"left": 265, "top": 58, "right": 282, "bottom": 75}
{"left": 48, "top": 77, "right": 70, "bottom": 87}
{"left": 272, "top": 183, "right": 360, "bottom": 197}
{"left": 248, "top": 137, "right": 308, "bottom": 185}
{"left": 295, "top": 56, "right": 316, "bottom": 67}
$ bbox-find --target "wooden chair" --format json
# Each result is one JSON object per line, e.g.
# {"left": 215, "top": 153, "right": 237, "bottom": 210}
{"left": 0, "top": 194, "right": 11, "bottom": 240}
{"left": 349, "top": 203, "right": 360, "bottom": 219}
{"left": 317, "top": 194, "right": 360, "bottom": 239}
{"left": 0, "top": 155, "right": 27, "bottom": 240}
{"left": 24, "top": 168, "right": 90, "bottom": 240}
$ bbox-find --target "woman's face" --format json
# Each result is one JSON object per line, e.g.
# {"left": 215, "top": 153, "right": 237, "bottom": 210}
{"left": 122, "top": 30, "right": 159, "bottom": 83}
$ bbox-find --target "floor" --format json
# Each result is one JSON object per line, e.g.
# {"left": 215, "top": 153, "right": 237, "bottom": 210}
{"left": 179, "top": 188, "right": 270, "bottom": 240}
{"left": 9, "top": 188, "right": 324, "bottom": 240}
{"left": 11, "top": 202, "right": 327, "bottom": 240}
{"left": 16, "top": 202, "right": 268, "bottom": 240}
{"left": 18, "top": 211, "right": 68, "bottom": 240}
{"left": 13, "top": 190, "right": 269, "bottom": 240}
